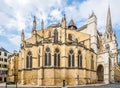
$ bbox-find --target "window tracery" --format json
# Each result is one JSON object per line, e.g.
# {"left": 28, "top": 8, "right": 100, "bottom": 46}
{"left": 26, "top": 51, "right": 32, "bottom": 68}
{"left": 68, "top": 49, "right": 74, "bottom": 67}
{"left": 44, "top": 47, "right": 51, "bottom": 66}
{"left": 54, "top": 48, "right": 60, "bottom": 67}
{"left": 54, "top": 29, "right": 58, "bottom": 43}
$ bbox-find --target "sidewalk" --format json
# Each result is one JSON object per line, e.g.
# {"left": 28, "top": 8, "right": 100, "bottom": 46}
{"left": 0, "top": 82, "right": 107, "bottom": 88}
{"left": 67, "top": 83, "right": 107, "bottom": 87}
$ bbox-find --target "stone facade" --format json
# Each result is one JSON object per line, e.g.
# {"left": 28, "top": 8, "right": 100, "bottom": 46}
{"left": 8, "top": 6, "right": 120, "bottom": 86}
{"left": 18, "top": 16, "right": 97, "bottom": 85}
{"left": 79, "top": 7, "right": 119, "bottom": 84}
{"left": 8, "top": 51, "right": 18, "bottom": 82}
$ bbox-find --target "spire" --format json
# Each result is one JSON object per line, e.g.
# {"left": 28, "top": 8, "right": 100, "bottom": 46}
{"left": 106, "top": 5, "right": 113, "bottom": 33}
{"left": 21, "top": 29, "right": 24, "bottom": 41}
{"left": 63, "top": 14, "right": 66, "bottom": 21}
{"left": 41, "top": 19, "right": 44, "bottom": 30}
{"left": 21, "top": 29, "right": 25, "bottom": 49}
{"left": 68, "top": 19, "right": 77, "bottom": 30}
{"left": 32, "top": 16, "right": 36, "bottom": 31}
{"left": 62, "top": 14, "right": 66, "bottom": 21}
{"left": 69, "top": 19, "right": 75, "bottom": 26}
{"left": 22, "top": 29, "right": 24, "bottom": 35}
{"left": 61, "top": 14, "right": 66, "bottom": 28}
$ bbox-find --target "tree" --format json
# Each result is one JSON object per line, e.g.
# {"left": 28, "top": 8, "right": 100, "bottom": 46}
{"left": 118, "top": 62, "right": 120, "bottom": 67}
{"left": 118, "top": 49, "right": 120, "bottom": 55}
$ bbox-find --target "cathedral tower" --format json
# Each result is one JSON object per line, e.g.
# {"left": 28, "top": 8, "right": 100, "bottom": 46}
{"left": 99, "top": 6, "right": 118, "bottom": 83}
{"left": 87, "top": 11, "right": 98, "bottom": 53}
{"left": 104, "top": 6, "right": 118, "bottom": 62}
{"left": 78, "top": 11, "right": 98, "bottom": 53}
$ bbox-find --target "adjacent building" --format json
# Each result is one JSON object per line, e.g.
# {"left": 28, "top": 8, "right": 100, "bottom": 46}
{"left": 0, "top": 47, "right": 10, "bottom": 82}
{"left": 7, "top": 51, "right": 19, "bottom": 83}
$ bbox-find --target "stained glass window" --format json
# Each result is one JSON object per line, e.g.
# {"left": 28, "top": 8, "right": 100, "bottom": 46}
{"left": 54, "top": 29, "right": 58, "bottom": 43}
{"left": 26, "top": 51, "right": 32, "bottom": 68}
{"left": 78, "top": 50, "right": 82, "bottom": 68}
{"left": 44, "top": 48, "right": 51, "bottom": 66}
{"left": 38, "top": 49, "right": 40, "bottom": 67}
{"left": 68, "top": 49, "right": 74, "bottom": 67}
{"left": 54, "top": 48, "right": 60, "bottom": 67}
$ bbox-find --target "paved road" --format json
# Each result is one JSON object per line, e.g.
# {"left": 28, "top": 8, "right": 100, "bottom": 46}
{"left": 0, "top": 83, "right": 120, "bottom": 88}
{"left": 80, "top": 83, "right": 120, "bottom": 88}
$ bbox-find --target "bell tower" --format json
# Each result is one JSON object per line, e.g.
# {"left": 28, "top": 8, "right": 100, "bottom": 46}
{"left": 103, "top": 6, "right": 118, "bottom": 83}
{"left": 87, "top": 11, "right": 98, "bottom": 53}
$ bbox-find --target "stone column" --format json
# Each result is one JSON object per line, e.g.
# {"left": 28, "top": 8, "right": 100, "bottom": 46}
{"left": 104, "top": 64, "right": 109, "bottom": 84}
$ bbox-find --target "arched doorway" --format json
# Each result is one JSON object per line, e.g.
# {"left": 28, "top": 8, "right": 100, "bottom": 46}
{"left": 97, "top": 65, "right": 104, "bottom": 82}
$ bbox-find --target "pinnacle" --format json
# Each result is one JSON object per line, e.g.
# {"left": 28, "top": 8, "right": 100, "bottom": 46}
{"left": 69, "top": 19, "right": 75, "bottom": 26}
{"left": 22, "top": 29, "right": 24, "bottom": 34}
{"left": 34, "top": 16, "right": 36, "bottom": 22}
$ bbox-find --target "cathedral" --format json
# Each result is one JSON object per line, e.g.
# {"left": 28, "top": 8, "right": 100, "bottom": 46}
{"left": 9, "top": 6, "right": 119, "bottom": 86}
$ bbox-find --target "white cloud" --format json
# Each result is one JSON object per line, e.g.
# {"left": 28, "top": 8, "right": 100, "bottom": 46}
{"left": 50, "top": 9, "right": 62, "bottom": 21}
{"left": 8, "top": 34, "right": 20, "bottom": 45}
{"left": 0, "top": 0, "right": 120, "bottom": 51}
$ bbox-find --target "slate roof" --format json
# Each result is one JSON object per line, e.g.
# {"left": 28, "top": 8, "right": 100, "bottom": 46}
{"left": 68, "top": 19, "right": 76, "bottom": 26}
{"left": 47, "top": 23, "right": 61, "bottom": 28}
{"left": 77, "top": 24, "right": 87, "bottom": 31}
{"left": 0, "top": 47, "right": 9, "bottom": 53}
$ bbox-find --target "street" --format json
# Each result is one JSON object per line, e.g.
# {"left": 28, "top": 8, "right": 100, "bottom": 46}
{"left": 80, "top": 83, "right": 120, "bottom": 88}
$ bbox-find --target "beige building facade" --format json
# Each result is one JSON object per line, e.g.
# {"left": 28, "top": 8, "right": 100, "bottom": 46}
{"left": 18, "top": 15, "right": 97, "bottom": 85}
{"left": 0, "top": 47, "right": 10, "bottom": 82}
{"left": 78, "top": 7, "right": 119, "bottom": 84}
{"left": 8, "top": 51, "right": 18, "bottom": 83}
{"left": 8, "top": 6, "right": 120, "bottom": 86}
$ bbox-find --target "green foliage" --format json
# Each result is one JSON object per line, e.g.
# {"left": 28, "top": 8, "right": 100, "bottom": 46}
{"left": 118, "top": 49, "right": 120, "bottom": 55}
{"left": 118, "top": 62, "right": 120, "bottom": 67}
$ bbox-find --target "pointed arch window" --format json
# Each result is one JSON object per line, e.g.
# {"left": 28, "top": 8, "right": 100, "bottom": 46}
{"left": 44, "top": 47, "right": 51, "bottom": 66}
{"left": 38, "top": 49, "right": 40, "bottom": 67}
{"left": 68, "top": 49, "right": 74, "bottom": 67}
{"left": 26, "top": 51, "right": 32, "bottom": 68}
{"left": 107, "top": 34, "right": 109, "bottom": 39}
{"left": 54, "top": 29, "right": 58, "bottom": 43}
{"left": 48, "top": 31, "right": 51, "bottom": 37}
{"left": 54, "top": 48, "right": 60, "bottom": 67}
{"left": 68, "top": 34, "right": 72, "bottom": 41}
{"left": 78, "top": 50, "right": 82, "bottom": 68}
{"left": 91, "top": 55, "right": 94, "bottom": 70}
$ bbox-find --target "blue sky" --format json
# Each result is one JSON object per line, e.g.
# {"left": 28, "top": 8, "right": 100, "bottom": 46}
{"left": 0, "top": 0, "right": 120, "bottom": 56}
